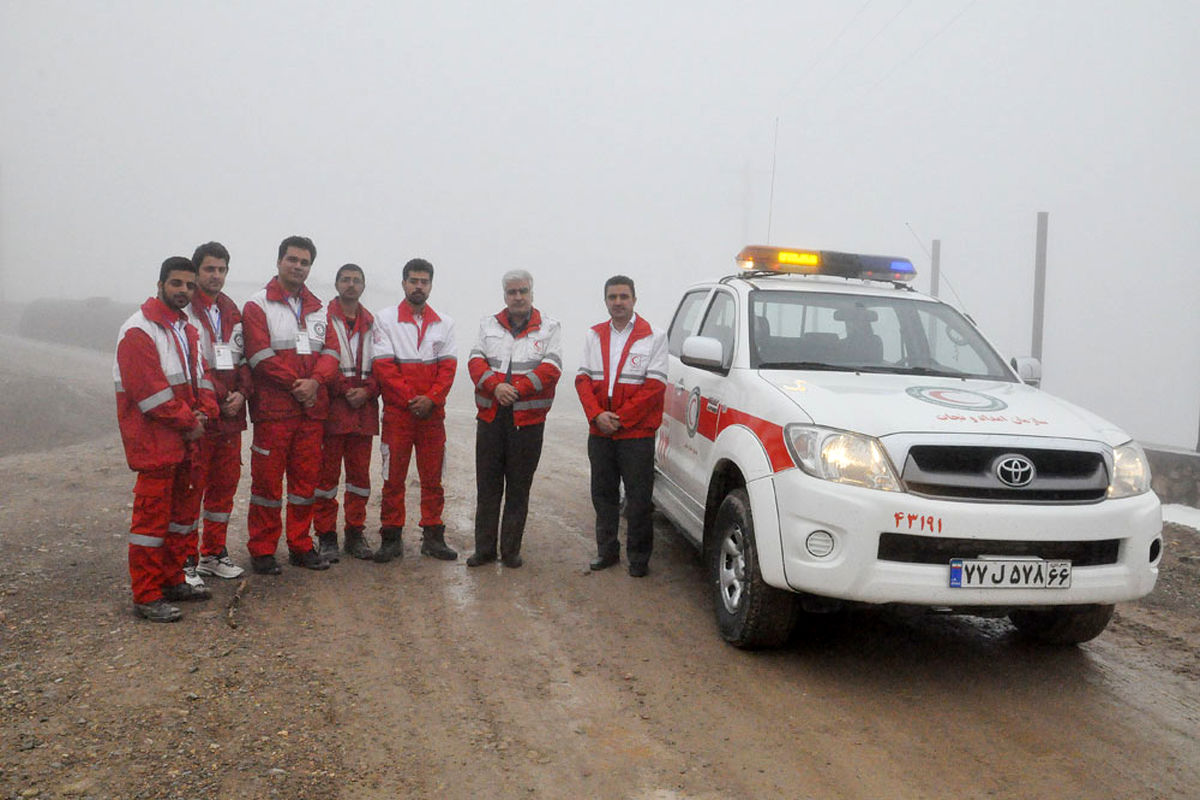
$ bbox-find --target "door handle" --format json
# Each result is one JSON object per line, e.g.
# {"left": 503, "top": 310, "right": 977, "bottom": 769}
{"left": 706, "top": 397, "right": 721, "bottom": 412}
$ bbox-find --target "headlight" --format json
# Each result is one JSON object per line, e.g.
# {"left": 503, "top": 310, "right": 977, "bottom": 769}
{"left": 1108, "top": 441, "right": 1151, "bottom": 498}
{"left": 784, "top": 425, "right": 902, "bottom": 492}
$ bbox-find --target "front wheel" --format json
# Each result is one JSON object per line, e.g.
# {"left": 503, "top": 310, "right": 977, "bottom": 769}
{"left": 710, "top": 489, "right": 797, "bottom": 649}
{"left": 1009, "top": 604, "right": 1115, "bottom": 645}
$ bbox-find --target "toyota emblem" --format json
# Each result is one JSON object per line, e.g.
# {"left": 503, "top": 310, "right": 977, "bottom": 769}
{"left": 994, "top": 454, "right": 1036, "bottom": 487}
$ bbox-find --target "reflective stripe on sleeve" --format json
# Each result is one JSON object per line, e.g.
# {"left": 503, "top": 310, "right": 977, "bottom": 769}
{"left": 137, "top": 387, "right": 176, "bottom": 413}
{"left": 476, "top": 393, "right": 494, "bottom": 408}
{"left": 527, "top": 372, "right": 543, "bottom": 393}
{"left": 476, "top": 370, "right": 496, "bottom": 389}
{"left": 248, "top": 348, "right": 276, "bottom": 369}
{"left": 198, "top": 378, "right": 215, "bottom": 392}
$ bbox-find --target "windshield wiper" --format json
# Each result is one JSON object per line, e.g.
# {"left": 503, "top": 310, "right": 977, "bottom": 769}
{"left": 757, "top": 361, "right": 844, "bottom": 371}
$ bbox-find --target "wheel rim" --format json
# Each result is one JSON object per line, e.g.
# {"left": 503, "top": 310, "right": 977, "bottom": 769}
{"left": 718, "top": 522, "right": 747, "bottom": 614}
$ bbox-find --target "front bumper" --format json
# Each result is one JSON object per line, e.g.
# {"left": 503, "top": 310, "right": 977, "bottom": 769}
{"left": 762, "top": 469, "right": 1162, "bottom": 606}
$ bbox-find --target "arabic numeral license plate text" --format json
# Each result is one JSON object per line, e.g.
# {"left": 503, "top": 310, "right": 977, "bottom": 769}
{"left": 948, "top": 558, "right": 1071, "bottom": 589}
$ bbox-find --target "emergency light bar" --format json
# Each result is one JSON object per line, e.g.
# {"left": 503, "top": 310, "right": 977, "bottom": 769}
{"left": 736, "top": 245, "right": 916, "bottom": 283}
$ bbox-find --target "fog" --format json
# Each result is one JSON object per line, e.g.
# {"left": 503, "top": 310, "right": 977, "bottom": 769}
{"left": 2, "top": 0, "right": 1197, "bottom": 448}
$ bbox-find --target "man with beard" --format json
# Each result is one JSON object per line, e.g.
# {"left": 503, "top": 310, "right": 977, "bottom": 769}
{"left": 241, "top": 236, "right": 340, "bottom": 574}
{"left": 313, "top": 263, "right": 380, "bottom": 561}
{"left": 114, "top": 256, "right": 219, "bottom": 621}
{"left": 371, "top": 258, "right": 458, "bottom": 563}
{"left": 184, "top": 241, "right": 250, "bottom": 584}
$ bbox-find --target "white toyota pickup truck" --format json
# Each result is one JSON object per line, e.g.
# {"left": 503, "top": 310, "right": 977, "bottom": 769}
{"left": 652, "top": 245, "right": 1162, "bottom": 648}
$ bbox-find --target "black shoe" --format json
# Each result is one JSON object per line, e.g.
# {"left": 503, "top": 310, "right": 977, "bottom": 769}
{"left": 420, "top": 525, "right": 458, "bottom": 561}
{"left": 374, "top": 527, "right": 404, "bottom": 563}
{"left": 343, "top": 527, "right": 374, "bottom": 560}
{"left": 288, "top": 549, "right": 330, "bottom": 570}
{"left": 466, "top": 552, "right": 497, "bottom": 567}
{"left": 628, "top": 563, "right": 649, "bottom": 578}
{"left": 589, "top": 554, "right": 619, "bottom": 571}
{"left": 501, "top": 554, "right": 523, "bottom": 569}
{"left": 317, "top": 531, "right": 340, "bottom": 564}
{"left": 251, "top": 554, "right": 282, "bottom": 575}
{"left": 134, "top": 599, "right": 182, "bottom": 622}
{"left": 162, "top": 581, "right": 212, "bottom": 602}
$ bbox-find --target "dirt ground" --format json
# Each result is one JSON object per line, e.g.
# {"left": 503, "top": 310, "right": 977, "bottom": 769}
{"left": 1, "top": 336, "right": 1198, "bottom": 800}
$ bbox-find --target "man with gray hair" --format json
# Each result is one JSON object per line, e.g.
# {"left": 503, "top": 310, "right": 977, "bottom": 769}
{"left": 466, "top": 270, "right": 562, "bottom": 568}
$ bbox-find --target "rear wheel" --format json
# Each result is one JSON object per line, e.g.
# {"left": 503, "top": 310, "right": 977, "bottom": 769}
{"left": 711, "top": 489, "right": 798, "bottom": 649}
{"left": 1009, "top": 604, "right": 1115, "bottom": 645}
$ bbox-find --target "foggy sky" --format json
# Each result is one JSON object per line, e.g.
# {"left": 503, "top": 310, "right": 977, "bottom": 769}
{"left": 1, "top": 0, "right": 1197, "bottom": 448}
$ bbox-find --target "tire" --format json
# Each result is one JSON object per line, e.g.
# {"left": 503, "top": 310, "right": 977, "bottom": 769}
{"left": 1009, "top": 604, "right": 1115, "bottom": 645}
{"left": 710, "top": 489, "right": 798, "bottom": 649}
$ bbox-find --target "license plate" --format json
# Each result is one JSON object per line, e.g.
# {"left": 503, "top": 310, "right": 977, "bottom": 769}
{"left": 949, "top": 558, "right": 1071, "bottom": 589}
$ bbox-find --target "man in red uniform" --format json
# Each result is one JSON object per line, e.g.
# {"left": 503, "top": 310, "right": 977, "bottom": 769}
{"left": 114, "top": 256, "right": 220, "bottom": 621}
{"left": 575, "top": 275, "right": 668, "bottom": 577}
{"left": 184, "top": 241, "right": 250, "bottom": 583}
{"left": 242, "top": 236, "right": 340, "bottom": 574}
{"left": 371, "top": 258, "right": 458, "bottom": 563}
{"left": 314, "top": 263, "right": 380, "bottom": 562}
{"left": 466, "top": 269, "right": 562, "bottom": 568}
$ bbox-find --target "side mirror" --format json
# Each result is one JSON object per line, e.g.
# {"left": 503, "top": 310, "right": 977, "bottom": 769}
{"left": 681, "top": 335, "right": 724, "bottom": 369}
{"left": 1010, "top": 356, "right": 1041, "bottom": 388}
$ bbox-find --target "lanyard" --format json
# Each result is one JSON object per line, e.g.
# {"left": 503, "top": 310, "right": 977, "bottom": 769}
{"left": 206, "top": 305, "right": 222, "bottom": 344}
{"left": 171, "top": 321, "right": 193, "bottom": 383}
{"left": 289, "top": 295, "right": 305, "bottom": 329}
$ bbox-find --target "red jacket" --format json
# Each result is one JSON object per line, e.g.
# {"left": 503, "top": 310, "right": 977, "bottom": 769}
{"left": 242, "top": 277, "right": 340, "bottom": 423}
{"left": 114, "top": 298, "right": 219, "bottom": 471}
{"left": 468, "top": 308, "right": 562, "bottom": 426}
{"left": 324, "top": 300, "right": 380, "bottom": 436}
{"left": 186, "top": 289, "right": 252, "bottom": 435}
{"left": 574, "top": 314, "right": 668, "bottom": 440}
{"left": 371, "top": 302, "right": 457, "bottom": 424}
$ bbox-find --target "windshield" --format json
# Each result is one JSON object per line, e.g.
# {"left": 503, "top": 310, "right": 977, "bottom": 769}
{"left": 749, "top": 290, "right": 1015, "bottom": 381}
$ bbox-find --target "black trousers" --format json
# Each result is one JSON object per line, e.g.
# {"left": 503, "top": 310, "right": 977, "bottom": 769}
{"left": 473, "top": 412, "right": 545, "bottom": 559}
{"left": 588, "top": 435, "right": 655, "bottom": 567}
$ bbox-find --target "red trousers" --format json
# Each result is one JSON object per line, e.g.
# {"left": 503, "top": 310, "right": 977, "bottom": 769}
{"left": 380, "top": 415, "right": 446, "bottom": 529}
{"left": 247, "top": 418, "right": 322, "bottom": 557}
{"left": 128, "top": 460, "right": 203, "bottom": 603}
{"left": 196, "top": 431, "right": 242, "bottom": 557}
{"left": 314, "top": 433, "right": 373, "bottom": 532}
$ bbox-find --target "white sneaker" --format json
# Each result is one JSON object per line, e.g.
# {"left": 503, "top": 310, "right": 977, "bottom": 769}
{"left": 183, "top": 560, "right": 207, "bottom": 588}
{"left": 196, "top": 551, "right": 245, "bottom": 579}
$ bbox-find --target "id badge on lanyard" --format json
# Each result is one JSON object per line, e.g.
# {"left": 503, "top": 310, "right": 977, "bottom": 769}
{"left": 213, "top": 344, "right": 235, "bottom": 369}
{"left": 295, "top": 330, "right": 312, "bottom": 355}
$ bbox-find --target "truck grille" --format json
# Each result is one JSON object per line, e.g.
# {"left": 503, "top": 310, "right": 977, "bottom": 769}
{"left": 901, "top": 445, "right": 1108, "bottom": 503}
{"left": 877, "top": 532, "right": 1120, "bottom": 566}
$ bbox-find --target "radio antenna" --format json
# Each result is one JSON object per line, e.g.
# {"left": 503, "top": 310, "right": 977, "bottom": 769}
{"left": 766, "top": 117, "right": 779, "bottom": 244}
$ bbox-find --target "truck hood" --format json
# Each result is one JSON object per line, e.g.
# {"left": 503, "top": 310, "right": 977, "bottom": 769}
{"left": 759, "top": 371, "right": 1131, "bottom": 446}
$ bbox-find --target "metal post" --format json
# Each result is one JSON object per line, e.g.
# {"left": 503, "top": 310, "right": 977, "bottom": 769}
{"left": 930, "top": 239, "right": 941, "bottom": 297}
{"left": 1031, "top": 212, "right": 1048, "bottom": 362}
